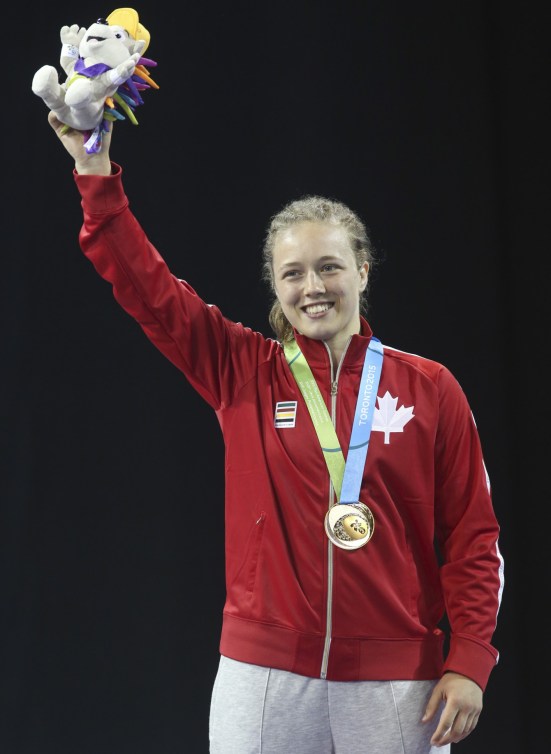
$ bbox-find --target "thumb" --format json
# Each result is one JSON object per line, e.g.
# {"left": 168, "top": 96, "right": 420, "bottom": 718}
{"left": 47, "top": 110, "right": 68, "bottom": 136}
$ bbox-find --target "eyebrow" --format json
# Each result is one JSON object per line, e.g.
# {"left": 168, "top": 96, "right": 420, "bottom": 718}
{"left": 278, "top": 255, "right": 342, "bottom": 270}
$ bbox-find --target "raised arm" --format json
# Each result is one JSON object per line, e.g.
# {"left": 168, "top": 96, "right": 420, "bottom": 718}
{"left": 45, "top": 111, "right": 272, "bottom": 411}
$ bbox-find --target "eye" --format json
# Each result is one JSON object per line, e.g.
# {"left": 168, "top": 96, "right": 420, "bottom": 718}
{"left": 282, "top": 270, "right": 300, "bottom": 279}
{"left": 115, "top": 33, "right": 122, "bottom": 38}
{"left": 321, "top": 263, "right": 338, "bottom": 272}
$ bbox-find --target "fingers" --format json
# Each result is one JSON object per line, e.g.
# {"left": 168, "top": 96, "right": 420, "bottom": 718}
{"left": 430, "top": 711, "right": 480, "bottom": 746}
{"left": 47, "top": 111, "right": 75, "bottom": 140}
{"left": 47, "top": 110, "right": 63, "bottom": 132}
{"left": 428, "top": 700, "right": 481, "bottom": 746}
{"left": 47, "top": 110, "right": 113, "bottom": 146}
{"left": 421, "top": 685, "right": 440, "bottom": 722}
{"left": 422, "top": 675, "right": 483, "bottom": 747}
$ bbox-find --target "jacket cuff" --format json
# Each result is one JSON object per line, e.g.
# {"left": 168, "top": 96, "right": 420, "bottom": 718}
{"left": 73, "top": 162, "right": 128, "bottom": 214}
{"left": 443, "top": 633, "right": 499, "bottom": 691}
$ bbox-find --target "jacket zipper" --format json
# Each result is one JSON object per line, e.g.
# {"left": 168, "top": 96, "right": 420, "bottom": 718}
{"left": 320, "top": 338, "right": 351, "bottom": 679}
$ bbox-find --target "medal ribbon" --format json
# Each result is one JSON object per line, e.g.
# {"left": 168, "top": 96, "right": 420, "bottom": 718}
{"left": 283, "top": 337, "right": 383, "bottom": 502}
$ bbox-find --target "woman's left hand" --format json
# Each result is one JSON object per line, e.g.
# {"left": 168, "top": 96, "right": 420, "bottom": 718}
{"left": 422, "top": 671, "right": 483, "bottom": 747}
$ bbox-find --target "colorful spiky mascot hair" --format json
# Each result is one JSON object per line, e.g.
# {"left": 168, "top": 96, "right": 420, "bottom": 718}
{"left": 96, "top": 8, "right": 158, "bottom": 151}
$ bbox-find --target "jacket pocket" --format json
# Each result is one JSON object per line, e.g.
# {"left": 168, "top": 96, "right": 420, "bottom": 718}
{"left": 245, "top": 512, "right": 266, "bottom": 595}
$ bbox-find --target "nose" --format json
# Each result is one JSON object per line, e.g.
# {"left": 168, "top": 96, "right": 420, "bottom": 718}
{"left": 304, "top": 270, "right": 326, "bottom": 296}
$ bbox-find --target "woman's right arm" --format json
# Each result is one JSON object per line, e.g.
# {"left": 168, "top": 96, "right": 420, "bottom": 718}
{"left": 47, "top": 112, "right": 263, "bottom": 411}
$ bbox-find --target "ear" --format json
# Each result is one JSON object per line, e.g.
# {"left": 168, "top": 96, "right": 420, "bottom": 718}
{"left": 107, "top": 8, "right": 151, "bottom": 54}
{"left": 359, "top": 262, "right": 369, "bottom": 292}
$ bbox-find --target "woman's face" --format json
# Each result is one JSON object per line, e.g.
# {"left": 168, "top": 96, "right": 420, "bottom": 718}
{"left": 272, "top": 221, "right": 368, "bottom": 357}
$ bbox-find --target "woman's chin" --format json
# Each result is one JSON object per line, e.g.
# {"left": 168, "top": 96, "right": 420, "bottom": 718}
{"left": 298, "top": 322, "right": 335, "bottom": 342}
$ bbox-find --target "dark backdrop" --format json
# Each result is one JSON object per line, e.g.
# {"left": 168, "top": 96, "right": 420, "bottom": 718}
{"left": 3, "top": 1, "right": 548, "bottom": 752}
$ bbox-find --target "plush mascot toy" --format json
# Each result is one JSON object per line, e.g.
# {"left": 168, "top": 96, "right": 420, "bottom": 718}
{"left": 32, "top": 8, "right": 158, "bottom": 153}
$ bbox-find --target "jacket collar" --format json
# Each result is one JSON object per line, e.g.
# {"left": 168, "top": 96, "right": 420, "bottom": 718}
{"left": 291, "top": 317, "right": 374, "bottom": 371}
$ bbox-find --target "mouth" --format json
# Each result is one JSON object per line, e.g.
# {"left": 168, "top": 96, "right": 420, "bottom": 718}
{"left": 302, "top": 302, "right": 334, "bottom": 317}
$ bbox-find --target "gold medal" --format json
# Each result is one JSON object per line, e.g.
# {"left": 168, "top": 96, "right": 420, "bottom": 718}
{"left": 324, "top": 502, "right": 375, "bottom": 550}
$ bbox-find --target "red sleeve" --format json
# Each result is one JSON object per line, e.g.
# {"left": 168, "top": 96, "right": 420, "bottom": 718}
{"left": 74, "top": 164, "right": 272, "bottom": 410}
{"left": 434, "top": 365, "right": 504, "bottom": 690}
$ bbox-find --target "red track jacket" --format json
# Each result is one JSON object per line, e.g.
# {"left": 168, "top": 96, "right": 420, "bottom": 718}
{"left": 74, "top": 165, "right": 504, "bottom": 691}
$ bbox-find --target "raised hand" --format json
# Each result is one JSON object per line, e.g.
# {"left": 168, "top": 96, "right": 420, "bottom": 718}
{"left": 47, "top": 111, "right": 112, "bottom": 176}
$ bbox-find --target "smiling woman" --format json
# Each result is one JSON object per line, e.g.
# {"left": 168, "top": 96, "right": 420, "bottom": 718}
{"left": 43, "top": 106, "right": 504, "bottom": 753}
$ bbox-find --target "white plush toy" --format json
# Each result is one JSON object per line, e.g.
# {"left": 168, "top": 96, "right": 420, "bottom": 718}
{"left": 32, "top": 8, "right": 158, "bottom": 152}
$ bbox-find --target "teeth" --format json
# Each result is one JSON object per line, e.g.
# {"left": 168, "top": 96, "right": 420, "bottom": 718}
{"left": 305, "top": 303, "right": 332, "bottom": 314}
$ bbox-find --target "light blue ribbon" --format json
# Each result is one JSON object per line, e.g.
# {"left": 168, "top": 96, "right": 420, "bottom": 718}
{"left": 340, "top": 337, "right": 383, "bottom": 503}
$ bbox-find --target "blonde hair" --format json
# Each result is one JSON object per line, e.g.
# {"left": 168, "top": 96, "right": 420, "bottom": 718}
{"left": 262, "top": 195, "right": 376, "bottom": 342}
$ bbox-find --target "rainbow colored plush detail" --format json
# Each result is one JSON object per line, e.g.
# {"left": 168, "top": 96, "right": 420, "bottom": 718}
{"left": 82, "top": 55, "right": 159, "bottom": 154}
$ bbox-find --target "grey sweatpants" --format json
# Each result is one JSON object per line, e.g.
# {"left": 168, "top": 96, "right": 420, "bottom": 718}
{"left": 209, "top": 656, "right": 450, "bottom": 754}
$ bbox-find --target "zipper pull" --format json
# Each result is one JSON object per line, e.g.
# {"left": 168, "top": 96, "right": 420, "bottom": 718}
{"left": 331, "top": 380, "right": 338, "bottom": 396}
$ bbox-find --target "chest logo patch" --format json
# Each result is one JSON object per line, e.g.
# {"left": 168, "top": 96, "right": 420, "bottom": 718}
{"left": 372, "top": 391, "right": 415, "bottom": 444}
{"left": 274, "top": 401, "right": 298, "bottom": 429}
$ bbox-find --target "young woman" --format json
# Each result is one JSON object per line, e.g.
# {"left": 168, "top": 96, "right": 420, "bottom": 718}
{"left": 46, "top": 111, "right": 504, "bottom": 753}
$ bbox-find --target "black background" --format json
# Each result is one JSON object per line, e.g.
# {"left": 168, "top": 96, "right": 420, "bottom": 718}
{"left": 2, "top": 1, "right": 548, "bottom": 752}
